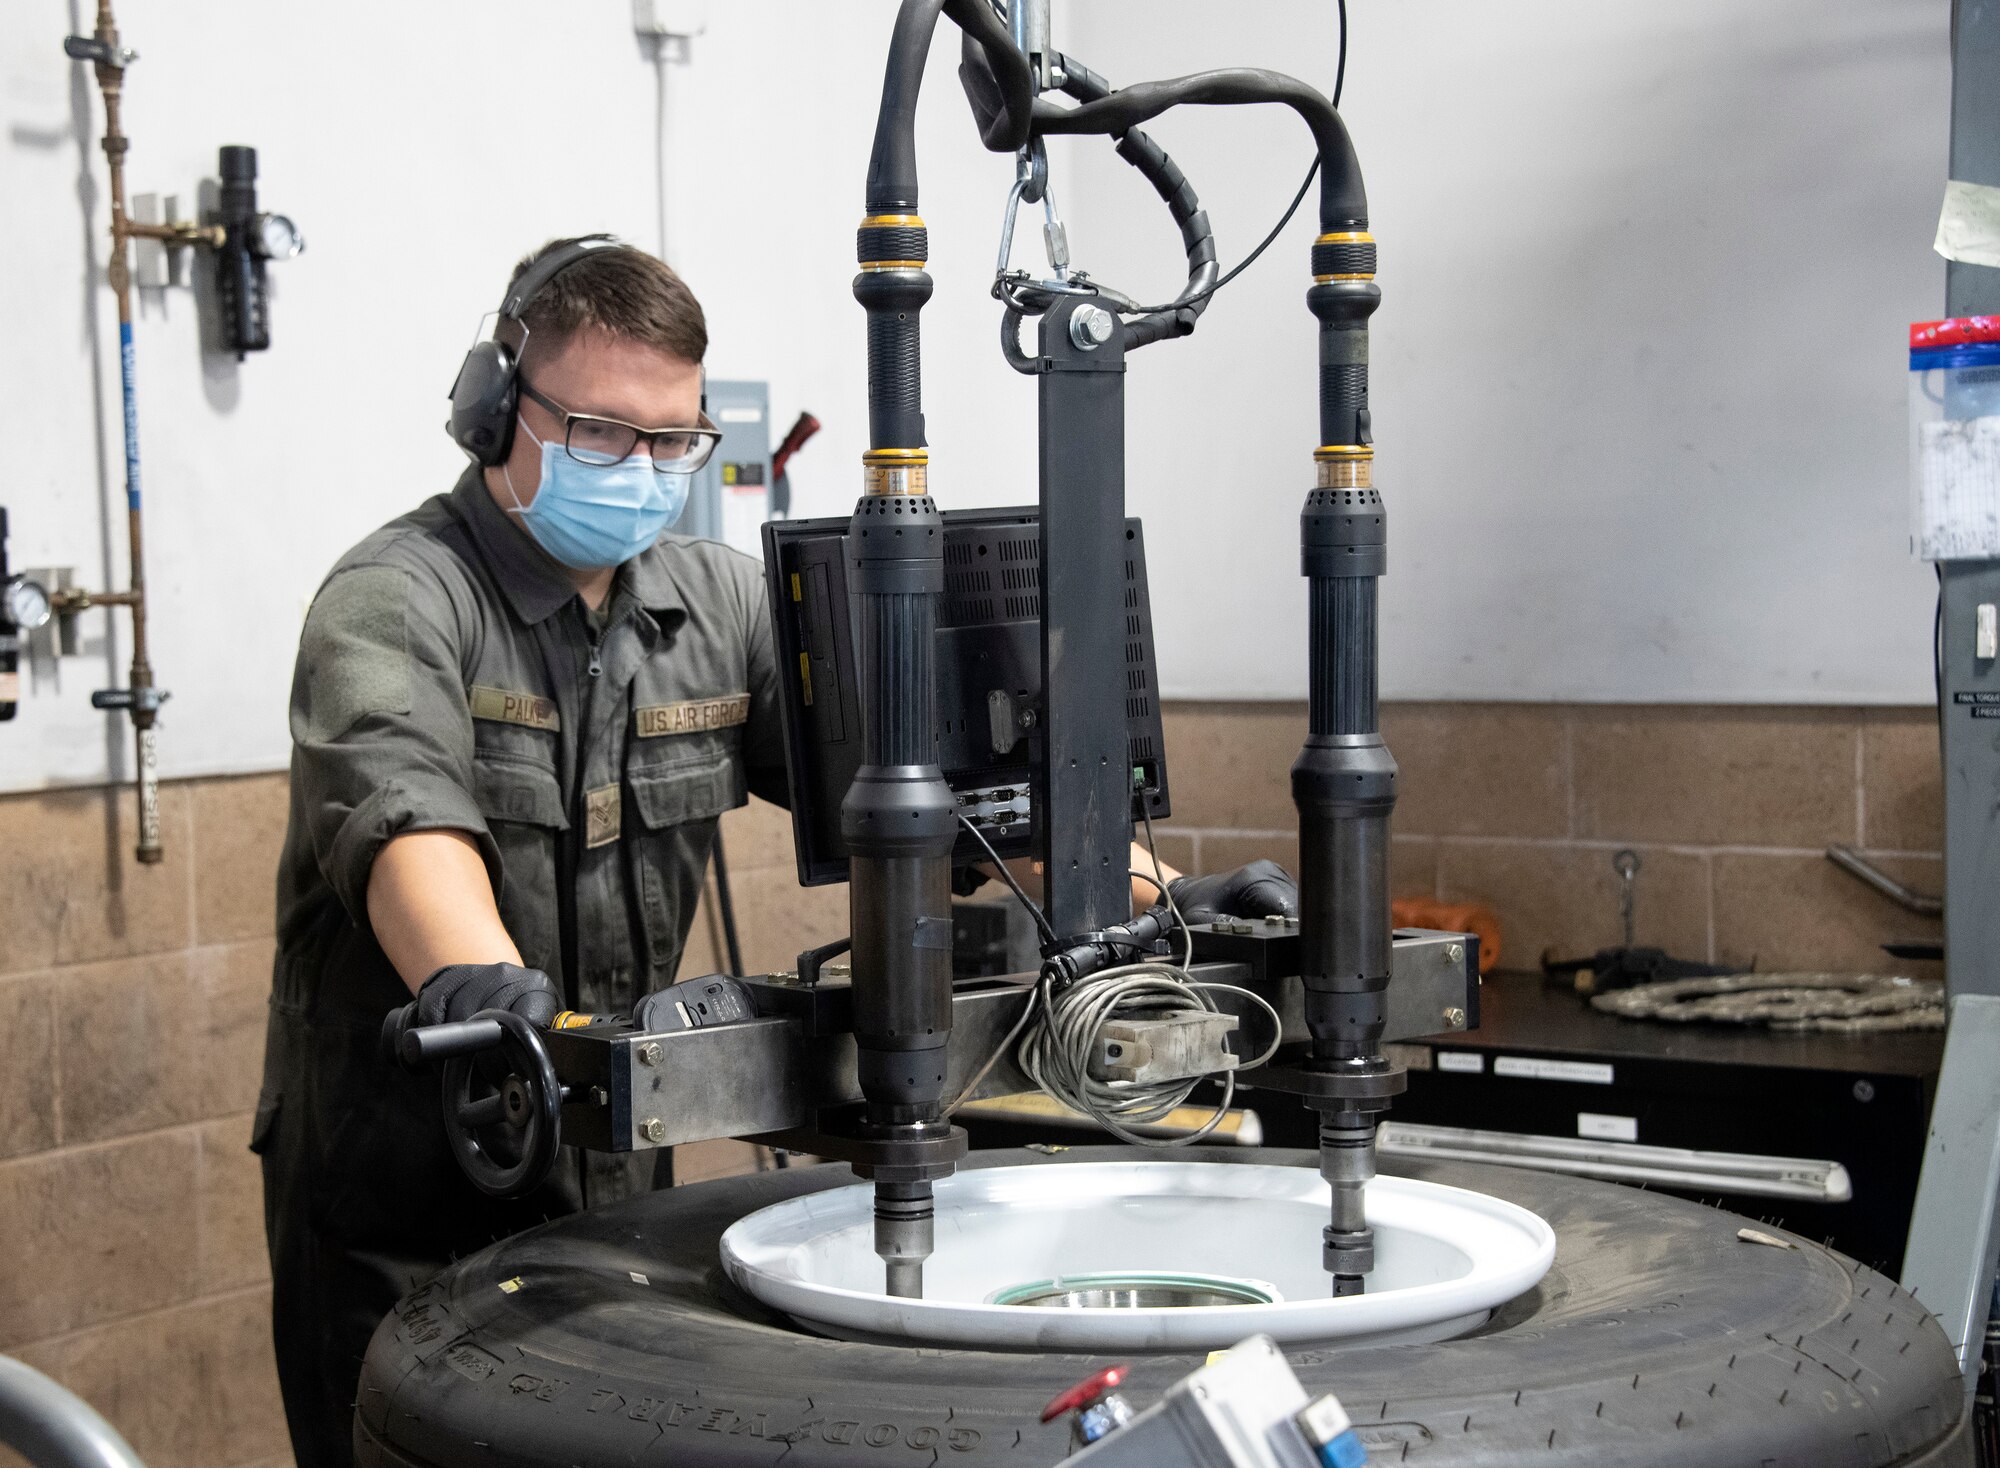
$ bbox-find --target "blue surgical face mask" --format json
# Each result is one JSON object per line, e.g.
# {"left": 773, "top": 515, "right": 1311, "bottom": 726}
{"left": 501, "top": 417, "right": 690, "bottom": 570}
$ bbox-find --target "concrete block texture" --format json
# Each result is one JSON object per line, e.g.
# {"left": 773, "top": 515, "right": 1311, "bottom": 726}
{"left": 0, "top": 784, "right": 192, "bottom": 976}
{"left": 1151, "top": 700, "right": 1940, "bottom": 978}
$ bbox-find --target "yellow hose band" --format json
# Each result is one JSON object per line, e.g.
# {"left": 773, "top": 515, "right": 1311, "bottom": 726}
{"left": 1315, "top": 231, "right": 1375, "bottom": 244}
{"left": 861, "top": 214, "right": 926, "bottom": 228}
{"left": 1314, "top": 445, "right": 1375, "bottom": 460}
{"left": 858, "top": 261, "right": 929, "bottom": 272}
{"left": 863, "top": 449, "right": 929, "bottom": 464}
{"left": 1313, "top": 273, "right": 1377, "bottom": 284}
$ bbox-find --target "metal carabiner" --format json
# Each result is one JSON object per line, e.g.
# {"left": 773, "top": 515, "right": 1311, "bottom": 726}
{"left": 996, "top": 138, "right": 1074, "bottom": 285}
{"left": 1019, "top": 137, "right": 1049, "bottom": 204}
{"left": 996, "top": 174, "right": 1031, "bottom": 279}
{"left": 1041, "top": 190, "right": 1070, "bottom": 282}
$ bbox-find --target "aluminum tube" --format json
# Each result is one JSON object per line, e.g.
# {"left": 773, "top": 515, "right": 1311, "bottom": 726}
{"left": 1008, "top": 0, "right": 1049, "bottom": 89}
{"left": 1826, "top": 844, "right": 1944, "bottom": 917}
{"left": 1376, "top": 1123, "right": 1855, "bottom": 1203}
{"left": 0, "top": 1356, "right": 146, "bottom": 1468}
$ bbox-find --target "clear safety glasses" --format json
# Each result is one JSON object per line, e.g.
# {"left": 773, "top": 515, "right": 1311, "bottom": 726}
{"left": 519, "top": 378, "right": 721, "bottom": 473}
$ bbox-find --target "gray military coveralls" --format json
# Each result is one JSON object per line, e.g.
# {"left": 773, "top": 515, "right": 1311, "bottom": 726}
{"left": 255, "top": 468, "right": 787, "bottom": 1467}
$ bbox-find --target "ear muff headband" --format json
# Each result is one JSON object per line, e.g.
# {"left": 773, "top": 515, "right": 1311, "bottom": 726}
{"left": 447, "top": 235, "right": 625, "bottom": 467}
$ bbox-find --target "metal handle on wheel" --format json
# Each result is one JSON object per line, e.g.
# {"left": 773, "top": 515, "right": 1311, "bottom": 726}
{"left": 383, "top": 1003, "right": 564, "bottom": 1200}
{"left": 439, "top": 1009, "right": 563, "bottom": 1199}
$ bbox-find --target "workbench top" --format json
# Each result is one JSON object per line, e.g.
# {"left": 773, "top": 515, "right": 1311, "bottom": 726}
{"left": 1419, "top": 971, "right": 1945, "bottom": 1078}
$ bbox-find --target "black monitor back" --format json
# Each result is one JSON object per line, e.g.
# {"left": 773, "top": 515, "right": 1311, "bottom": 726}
{"left": 762, "top": 507, "right": 1171, "bottom": 886}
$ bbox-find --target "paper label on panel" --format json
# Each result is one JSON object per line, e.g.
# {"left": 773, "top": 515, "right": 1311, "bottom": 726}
{"left": 1436, "top": 1050, "right": 1485, "bottom": 1074}
{"left": 1915, "top": 416, "right": 2000, "bottom": 560}
{"left": 1935, "top": 179, "right": 2000, "bottom": 269}
{"left": 1578, "top": 1111, "right": 1639, "bottom": 1141}
{"left": 1494, "top": 1055, "right": 1614, "bottom": 1085}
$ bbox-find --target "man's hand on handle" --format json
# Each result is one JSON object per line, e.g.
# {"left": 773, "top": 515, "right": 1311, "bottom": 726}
{"left": 382, "top": 961, "right": 561, "bottom": 1066}
{"left": 1167, "top": 859, "right": 1300, "bottom": 923}
{"left": 414, "top": 962, "right": 562, "bottom": 1029}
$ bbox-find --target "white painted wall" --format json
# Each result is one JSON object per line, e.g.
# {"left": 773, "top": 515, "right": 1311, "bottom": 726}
{"left": 1065, "top": 0, "right": 1950, "bottom": 705}
{"left": 0, "top": 0, "right": 1953, "bottom": 793}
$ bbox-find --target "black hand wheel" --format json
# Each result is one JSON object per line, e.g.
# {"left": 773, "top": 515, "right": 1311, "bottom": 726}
{"left": 440, "top": 1008, "right": 563, "bottom": 1198}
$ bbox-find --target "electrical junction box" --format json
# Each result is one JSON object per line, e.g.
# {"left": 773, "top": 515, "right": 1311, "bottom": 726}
{"left": 684, "top": 379, "right": 771, "bottom": 560}
{"left": 1068, "top": 1334, "right": 1363, "bottom": 1468}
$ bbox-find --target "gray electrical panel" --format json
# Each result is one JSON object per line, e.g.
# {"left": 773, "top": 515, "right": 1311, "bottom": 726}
{"left": 1941, "top": 0, "right": 2000, "bottom": 1001}
{"left": 682, "top": 379, "right": 772, "bottom": 558}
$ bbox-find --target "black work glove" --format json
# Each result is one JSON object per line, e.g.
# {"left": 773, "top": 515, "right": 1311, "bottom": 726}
{"left": 414, "top": 962, "right": 562, "bottom": 1030}
{"left": 1168, "top": 860, "right": 1300, "bottom": 924}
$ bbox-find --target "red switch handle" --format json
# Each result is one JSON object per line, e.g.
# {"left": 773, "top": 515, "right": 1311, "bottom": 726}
{"left": 1039, "top": 1365, "right": 1128, "bottom": 1424}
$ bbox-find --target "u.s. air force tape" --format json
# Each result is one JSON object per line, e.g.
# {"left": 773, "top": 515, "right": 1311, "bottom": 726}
{"left": 636, "top": 694, "right": 749, "bottom": 738}
{"left": 469, "top": 685, "right": 559, "bottom": 731}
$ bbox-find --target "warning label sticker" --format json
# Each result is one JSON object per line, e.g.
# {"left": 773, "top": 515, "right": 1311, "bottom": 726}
{"left": 1493, "top": 1056, "right": 1614, "bottom": 1085}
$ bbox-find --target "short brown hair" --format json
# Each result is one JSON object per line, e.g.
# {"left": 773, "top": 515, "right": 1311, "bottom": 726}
{"left": 506, "top": 235, "right": 707, "bottom": 367}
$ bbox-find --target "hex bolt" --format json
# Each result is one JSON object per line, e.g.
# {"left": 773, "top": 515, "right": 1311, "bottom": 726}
{"left": 637, "top": 1041, "right": 664, "bottom": 1068}
{"left": 1445, "top": 942, "right": 1465, "bottom": 964}
{"left": 1069, "top": 304, "right": 1116, "bottom": 350}
{"left": 1443, "top": 1007, "right": 1467, "bottom": 1027}
{"left": 640, "top": 1117, "right": 666, "bottom": 1144}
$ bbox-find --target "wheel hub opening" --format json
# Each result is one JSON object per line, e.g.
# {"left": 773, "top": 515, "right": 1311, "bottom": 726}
{"left": 989, "top": 1272, "right": 1279, "bottom": 1309}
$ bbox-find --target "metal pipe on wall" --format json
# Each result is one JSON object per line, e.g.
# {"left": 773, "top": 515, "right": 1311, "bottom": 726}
{"left": 60, "top": 0, "right": 185, "bottom": 864}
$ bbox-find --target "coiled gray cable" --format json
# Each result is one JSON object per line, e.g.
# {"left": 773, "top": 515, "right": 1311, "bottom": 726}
{"left": 1017, "top": 958, "right": 1282, "bottom": 1147}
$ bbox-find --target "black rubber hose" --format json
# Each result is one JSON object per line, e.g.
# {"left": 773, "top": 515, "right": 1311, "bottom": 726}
{"left": 868, "top": 0, "right": 1031, "bottom": 211}
{"left": 1029, "top": 68, "right": 1364, "bottom": 232}
{"left": 1053, "top": 52, "right": 1219, "bottom": 350}
{"left": 999, "top": 308, "right": 1037, "bottom": 374}
{"left": 864, "top": 0, "right": 947, "bottom": 213}
{"left": 862, "top": 0, "right": 1034, "bottom": 448}
{"left": 945, "top": 0, "right": 1032, "bottom": 151}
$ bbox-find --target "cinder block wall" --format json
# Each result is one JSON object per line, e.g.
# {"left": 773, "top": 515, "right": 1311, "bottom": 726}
{"left": 1149, "top": 704, "right": 1945, "bottom": 975}
{"left": 0, "top": 777, "right": 292, "bottom": 1468}
{"left": 0, "top": 701, "right": 1945, "bottom": 1465}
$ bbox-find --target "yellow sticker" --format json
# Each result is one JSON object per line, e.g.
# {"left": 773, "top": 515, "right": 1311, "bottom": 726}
{"left": 790, "top": 571, "right": 802, "bottom": 602}
{"left": 636, "top": 693, "right": 750, "bottom": 738}
{"left": 469, "top": 684, "right": 559, "bottom": 732}
{"left": 798, "top": 652, "right": 814, "bottom": 706}
{"left": 498, "top": 1277, "right": 523, "bottom": 1294}
{"left": 585, "top": 783, "right": 621, "bottom": 849}
{"left": 1205, "top": 1350, "right": 1229, "bottom": 1366}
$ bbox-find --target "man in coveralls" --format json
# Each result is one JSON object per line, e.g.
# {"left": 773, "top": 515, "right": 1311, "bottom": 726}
{"left": 255, "top": 236, "right": 780, "bottom": 1465}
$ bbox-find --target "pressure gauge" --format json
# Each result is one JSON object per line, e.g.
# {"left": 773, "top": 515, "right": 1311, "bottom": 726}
{"left": 253, "top": 212, "right": 304, "bottom": 261}
{"left": 3, "top": 575, "right": 51, "bottom": 633}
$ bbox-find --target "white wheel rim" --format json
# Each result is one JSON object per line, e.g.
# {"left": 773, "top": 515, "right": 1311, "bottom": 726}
{"left": 720, "top": 1161, "right": 1556, "bottom": 1352}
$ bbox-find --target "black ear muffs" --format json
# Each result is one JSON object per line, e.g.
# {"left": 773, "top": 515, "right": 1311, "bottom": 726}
{"left": 448, "top": 338, "right": 523, "bottom": 466}
{"left": 446, "top": 235, "right": 625, "bottom": 467}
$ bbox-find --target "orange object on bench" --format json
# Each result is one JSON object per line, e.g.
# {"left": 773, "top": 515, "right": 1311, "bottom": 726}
{"left": 1391, "top": 897, "right": 1501, "bottom": 974}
